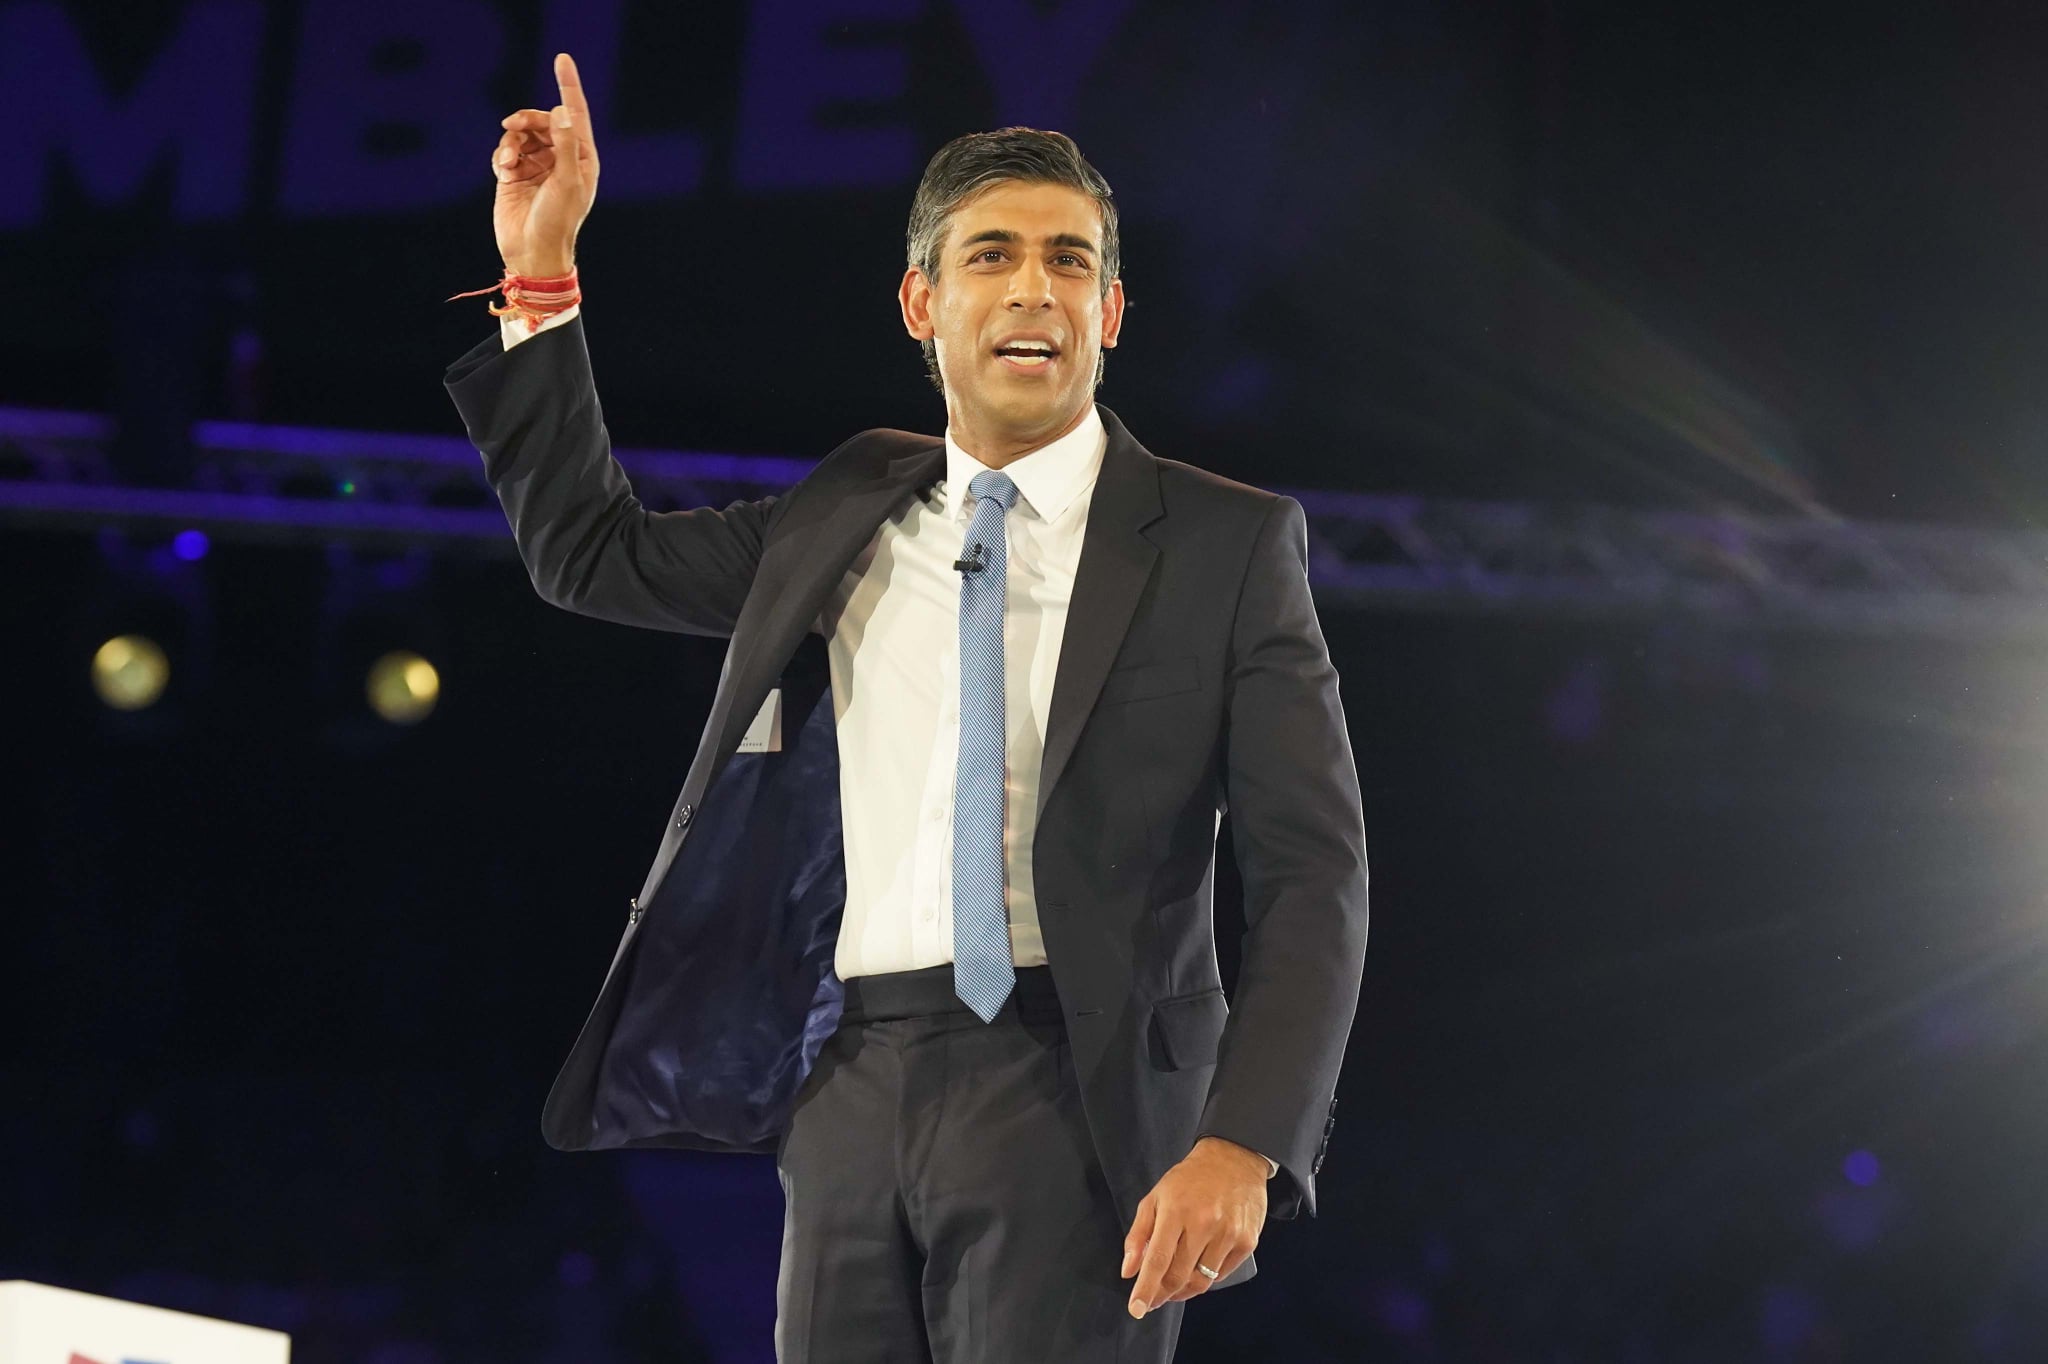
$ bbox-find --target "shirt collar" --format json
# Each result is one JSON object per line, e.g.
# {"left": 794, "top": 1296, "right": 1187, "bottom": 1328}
{"left": 941, "top": 404, "right": 1107, "bottom": 526}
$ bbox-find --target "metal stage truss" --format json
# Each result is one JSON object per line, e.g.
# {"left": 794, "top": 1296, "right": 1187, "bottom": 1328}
{"left": 4, "top": 405, "right": 2046, "bottom": 638}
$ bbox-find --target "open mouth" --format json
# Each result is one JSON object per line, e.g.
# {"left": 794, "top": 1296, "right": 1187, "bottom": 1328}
{"left": 993, "top": 342, "right": 1059, "bottom": 370}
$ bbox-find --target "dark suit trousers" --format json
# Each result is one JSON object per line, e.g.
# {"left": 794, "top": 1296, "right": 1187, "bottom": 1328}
{"left": 774, "top": 964, "right": 1187, "bottom": 1363}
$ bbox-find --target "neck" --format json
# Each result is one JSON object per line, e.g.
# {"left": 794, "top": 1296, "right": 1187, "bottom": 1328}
{"left": 948, "top": 401, "right": 1090, "bottom": 469}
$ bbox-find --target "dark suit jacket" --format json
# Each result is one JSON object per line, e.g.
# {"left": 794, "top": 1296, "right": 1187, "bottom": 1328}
{"left": 444, "top": 316, "right": 1370, "bottom": 1291}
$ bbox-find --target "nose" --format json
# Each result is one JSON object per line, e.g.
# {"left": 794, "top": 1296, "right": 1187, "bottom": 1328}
{"left": 1003, "top": 256, "right": 1055, "bottom": 311}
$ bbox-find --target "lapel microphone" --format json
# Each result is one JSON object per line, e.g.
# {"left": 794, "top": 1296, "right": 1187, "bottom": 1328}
{"left": 953, "top": 542, "right": 989, "bottom": 574}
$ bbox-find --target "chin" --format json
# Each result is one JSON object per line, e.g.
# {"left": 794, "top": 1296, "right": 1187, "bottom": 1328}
{"left": 1006, "top": 402, "right": 1075, "bottom": 433}
{"left": 967, "top": 391, "right": 1047, "bottom": 422}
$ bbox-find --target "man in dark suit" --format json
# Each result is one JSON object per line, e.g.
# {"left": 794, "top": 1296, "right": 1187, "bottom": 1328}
{"left": 447, "top": 52, "right": 1368, "bottom": 1364}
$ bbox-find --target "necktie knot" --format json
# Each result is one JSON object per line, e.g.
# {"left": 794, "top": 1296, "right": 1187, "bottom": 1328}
{"left": 967, "top": 468, "right": 1020, "bottom": 513}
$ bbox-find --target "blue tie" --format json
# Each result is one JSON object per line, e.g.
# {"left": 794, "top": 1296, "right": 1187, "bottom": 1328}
{"left": 954, "top": 468, "right": 1022, "bottom": 1023}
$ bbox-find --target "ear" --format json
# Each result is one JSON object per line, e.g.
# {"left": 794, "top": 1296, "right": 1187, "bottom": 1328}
{"left": 1100, "top": 276, "right": 1127, "bottom": 350}
{"left": 900, "top": 266, "right": 935, "bottom": 341}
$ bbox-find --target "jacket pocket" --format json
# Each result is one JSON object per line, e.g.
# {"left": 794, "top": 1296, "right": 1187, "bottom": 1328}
{"left": 1148, "top": 986, "right": 1227, "bottom": 1070}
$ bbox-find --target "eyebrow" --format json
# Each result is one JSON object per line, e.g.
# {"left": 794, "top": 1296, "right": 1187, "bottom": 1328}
{"left": 959, "top": 228, "right": 1098, "bottom": 257}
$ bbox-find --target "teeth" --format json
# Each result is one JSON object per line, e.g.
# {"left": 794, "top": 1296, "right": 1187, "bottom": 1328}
{"left": 1002, "top": 353, "right": 1051, "bottom": 366}
{"left": 1000, "top": 341, "right": 1054, "bottom": 353}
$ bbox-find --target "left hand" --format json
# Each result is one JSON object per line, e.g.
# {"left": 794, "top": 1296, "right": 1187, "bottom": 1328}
{"left": 1121, "top": 1136, "right": 1268, "bottom": 1317}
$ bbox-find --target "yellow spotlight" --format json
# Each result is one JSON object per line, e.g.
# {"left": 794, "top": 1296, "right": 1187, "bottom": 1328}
{"left": 366, "top": 650, "right": 440, "bottom": 724}
{"left": 91, "top": 634, "right": 170, "bottom": 710}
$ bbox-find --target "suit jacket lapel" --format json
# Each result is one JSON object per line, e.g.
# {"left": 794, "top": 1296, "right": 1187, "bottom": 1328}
{"left": 712, "top": 439, "right": 945, "bottom": 760}
{"left": 708, "top": 406, "right": 1163, "bottom": 817}
{"left": 1037, "top": 403, "right": 1165, "bottom": 818}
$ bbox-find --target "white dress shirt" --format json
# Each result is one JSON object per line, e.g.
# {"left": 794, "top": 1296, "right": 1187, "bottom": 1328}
{"left": 816, "top": 403, "right": 1105, "bottom": 983}
{"left": 499, "top": 307, "right": 1278, "bottom": 1179}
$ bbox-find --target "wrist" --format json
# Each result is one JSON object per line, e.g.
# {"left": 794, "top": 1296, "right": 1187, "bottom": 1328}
{"left": 508, "top": 253, "right": 575, "bottom": 278}
{"left": 448, "top": 262, "right": 580, "bottom": 331}
{"left": 1194, "top": 1135, "right": 1271, "bottom": 1179}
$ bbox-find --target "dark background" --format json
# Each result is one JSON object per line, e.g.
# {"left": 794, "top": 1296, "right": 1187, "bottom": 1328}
{"left": 6, "top": 0, "right": 2048, "bottom": 1359}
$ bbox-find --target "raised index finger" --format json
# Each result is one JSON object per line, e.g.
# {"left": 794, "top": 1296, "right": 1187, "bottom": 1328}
{"left": 554, "top": 52, "right": 593, "bottom": 133}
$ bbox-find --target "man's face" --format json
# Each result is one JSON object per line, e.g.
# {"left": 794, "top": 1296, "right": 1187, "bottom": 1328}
{"left": 900, "top": 180, "right": 1126, "bottom": 450}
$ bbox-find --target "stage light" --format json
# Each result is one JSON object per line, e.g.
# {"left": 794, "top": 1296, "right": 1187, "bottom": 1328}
{"left": 90, "top": 634, "right": 170, "bottom": 710}
{"left": 171, "top": 529, "right": 209, "bottom": 561}
{"left": 71, "top": 529, "right": 214, "bottom": 737}
{"left": 366, "top": 650, "right": 440, "bottom": 725}
{"left": 315, "top": 545, "right": 449, "bottom": 748}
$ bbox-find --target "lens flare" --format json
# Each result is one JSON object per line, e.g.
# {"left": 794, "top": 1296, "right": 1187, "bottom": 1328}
{"left": 90, "top": 634, "right": 170, "bottom": 710}
{"left": 366, "top": 650, "right": 440, "bottom": 724}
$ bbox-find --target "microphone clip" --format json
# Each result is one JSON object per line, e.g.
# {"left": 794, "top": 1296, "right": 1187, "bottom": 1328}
{"left": 953, "top": 542, "right": 989, "bottom": 574}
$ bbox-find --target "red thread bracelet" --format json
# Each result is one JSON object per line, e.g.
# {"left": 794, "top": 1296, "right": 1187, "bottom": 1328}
{"left": 447, "top": 265, "right": 581, "bottom": 335}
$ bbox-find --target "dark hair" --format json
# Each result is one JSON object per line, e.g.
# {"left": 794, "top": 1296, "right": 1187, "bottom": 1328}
{"left": 905, "top": 127, "right": 1120, "bottom": 395}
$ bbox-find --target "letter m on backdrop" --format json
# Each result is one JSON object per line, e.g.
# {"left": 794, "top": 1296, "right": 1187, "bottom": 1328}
{"left": 0, "top": 1, "right": 262, "bottom": 228}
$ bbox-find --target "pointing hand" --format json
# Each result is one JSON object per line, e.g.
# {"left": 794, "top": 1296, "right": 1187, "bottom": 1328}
{"left": 489, "top": 52, "right": 601, "bottom": 277}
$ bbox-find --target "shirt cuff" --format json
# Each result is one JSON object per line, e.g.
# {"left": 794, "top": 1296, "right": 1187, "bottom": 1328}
{"left": 499, "top": 301, "right": 581, "bottom": 351}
